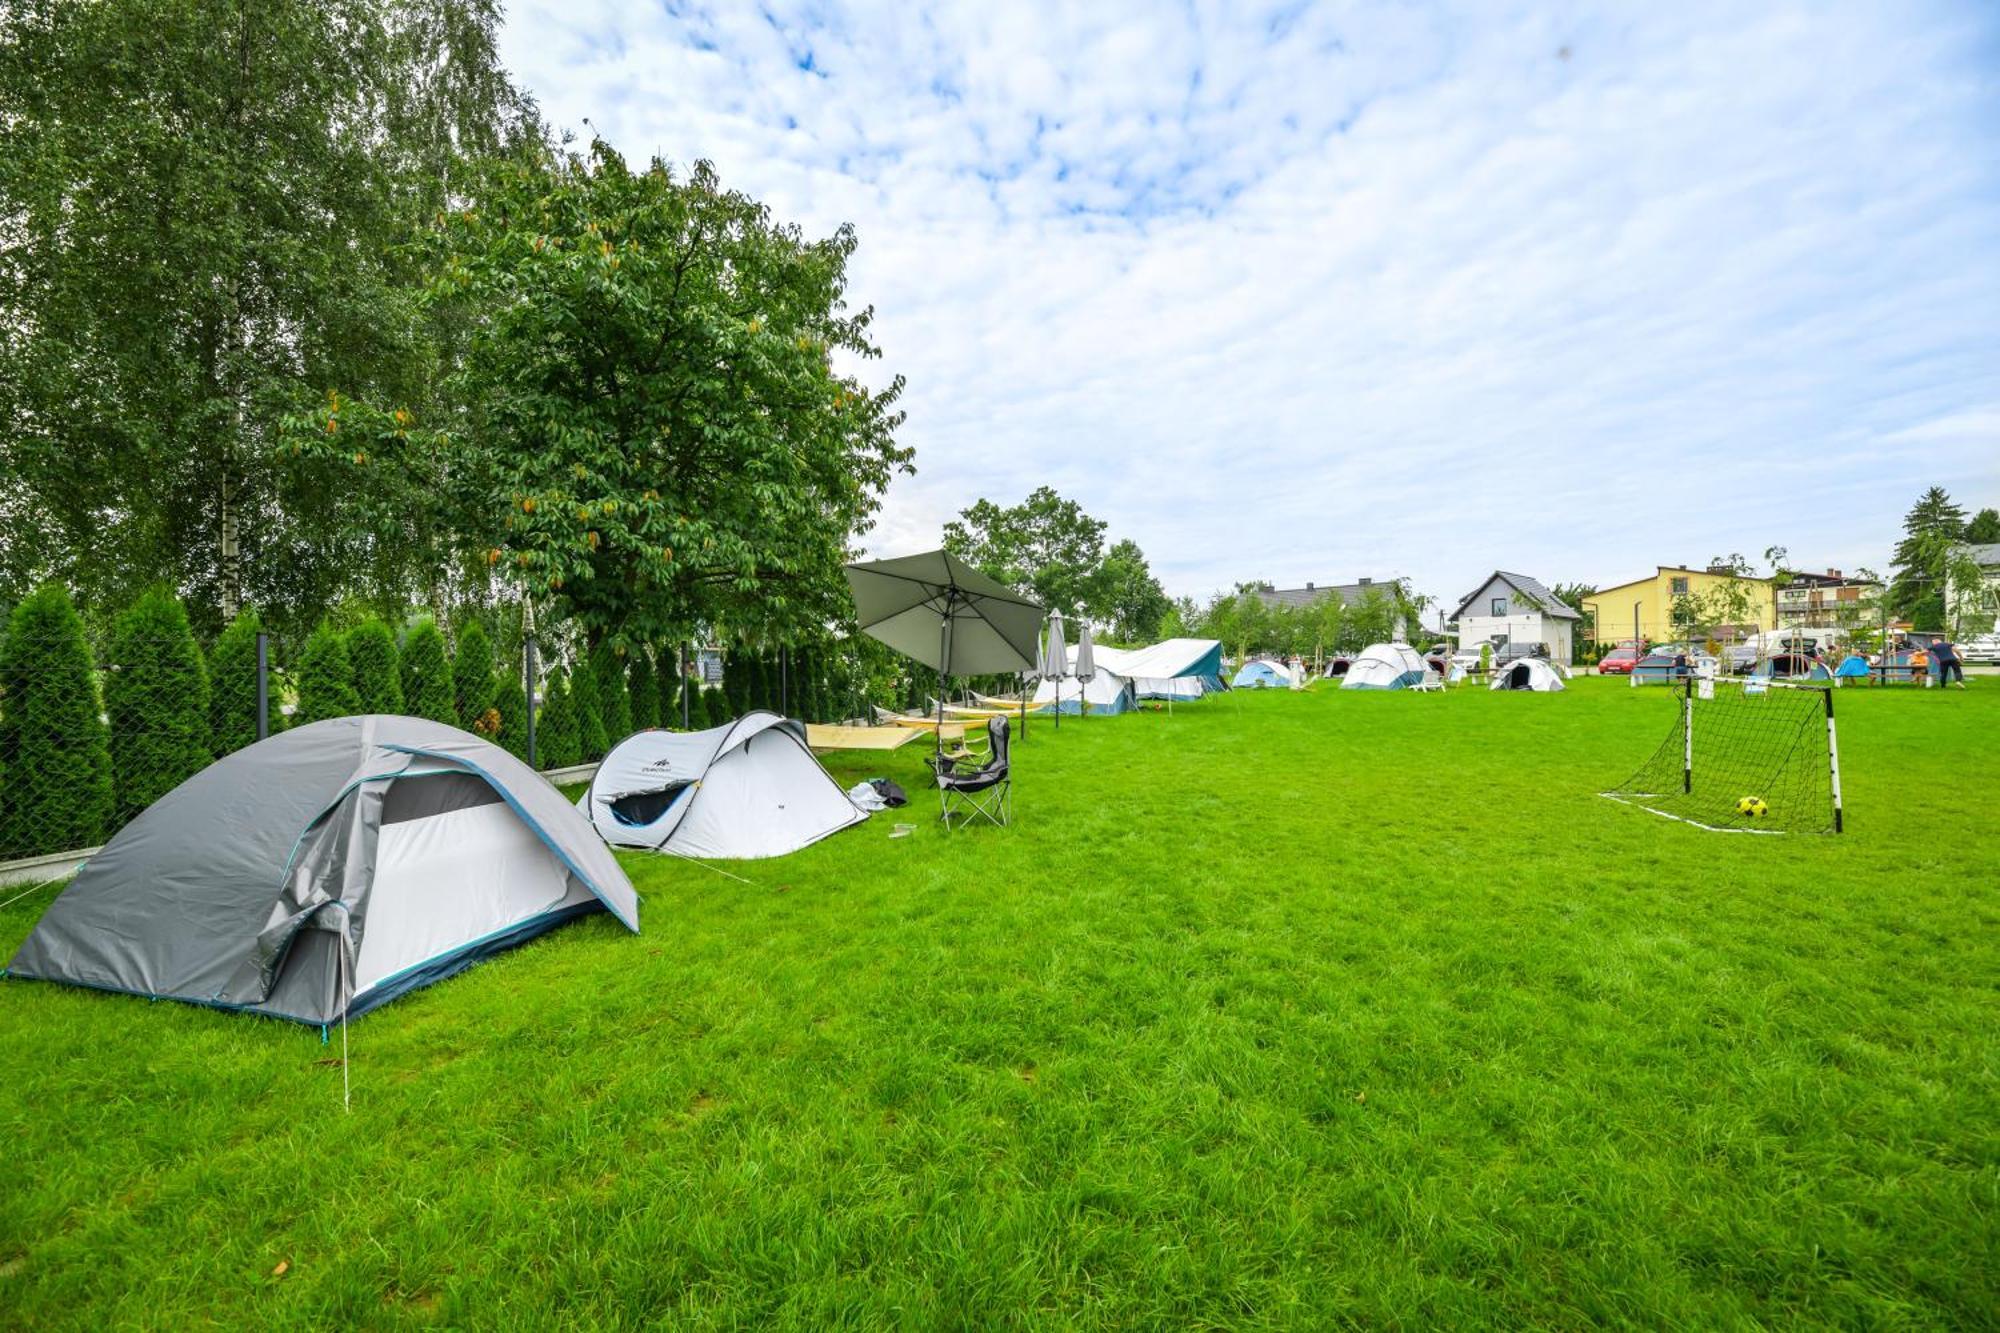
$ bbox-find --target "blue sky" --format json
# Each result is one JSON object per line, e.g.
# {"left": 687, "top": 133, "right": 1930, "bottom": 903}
{"left": 499, "top": 1, "right": 2000, "bottom": 607}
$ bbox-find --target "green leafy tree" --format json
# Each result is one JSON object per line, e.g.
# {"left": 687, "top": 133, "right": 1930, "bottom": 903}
{"left": 209, "top": 608, "right": 267, "bottom": 755}
{"left": 453, "top": 619, "right": 500, "bottom": 733}
{"left": 493, "top": 674, "right": 530, "bottom": 761}
{"left": 944, "top": 486, "right": 1111, "bottom": 617}
{"left": 286, "top": 138, "right": 911, "bottom": 651}
{"left": 400, "top": 618, "right": 455, "bottom": 724}
{"left": 104, "top": 589, "right": 213, "bottom": 826}
{"left": 1099, "top": 539, "right": 1171, "bottom": 643}
{"left": 0, "top": 0, "right": 532, "bottom": 632}
{"left": 1966, "top": 507, "right": 2000, "bottom": 544}
{"left": 591, "top": 642, "right": 631, "bottom": 743}
{"left": 345, "top": 619, "right": 404, "bottom": 714}
{"left": 535, "top": 669, "right": 579, "bottom": 768}
{"left": 0, "top": 585, "right": 113, "bottom": 856}
{"left": 293, "top": 622, "right": 362, "bottom": 726}
{"left": 1888, "top": 486, "right": 1968, "bottom": 621}
{"left": 571, "top": 653, "right": 608, "bottom": 760}
{"left": 627, "top": 649, "right": 659, "bottom": 731}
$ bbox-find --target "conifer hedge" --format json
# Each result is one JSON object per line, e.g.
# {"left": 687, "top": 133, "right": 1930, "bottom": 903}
{"left": 592, "top": 643, "right": 631, "bottom": 744}
{"left": 627, "top": 649, "right": 658, "bottom": 731}
{"left": 400, "top": 619, "right": 455, "bottom": 724}
{"left": 294, "top": 622, "right": 362, "bottom": 726}
{"left": 537, "top": 669, "right": 580, "bottom": 768}
{"left": 493, "top": 673, "right": 531, "bottom": 762}
{"left": 209, "top": 609, "right": 267, "bottom": 755}
{"left": 454, "top": 620, "right": 499, "bottom": 734}
{"left": 571, "top": 653, "right": 608, "bottom": 760}
{"left": 345, "top": 619, "right": 404, "bottom": 714}
{"left": 104, "top": 589, "right": 212, "bottom": 826}
{"left": 0, "top": 585, "right": 114, "bottom": 857}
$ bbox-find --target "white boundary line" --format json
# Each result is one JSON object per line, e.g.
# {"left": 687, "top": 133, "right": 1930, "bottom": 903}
{"left": 1598, "top": 792, "right": 1788, "bottom": 835}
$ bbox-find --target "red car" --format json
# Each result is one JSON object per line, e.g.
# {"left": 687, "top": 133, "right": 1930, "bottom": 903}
{"left": 1597, "top": 647, "right": 1645, "bottom": 675}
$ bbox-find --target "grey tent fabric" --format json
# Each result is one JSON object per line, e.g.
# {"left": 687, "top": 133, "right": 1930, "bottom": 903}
{"left": 844, "top": 550, "right": 1044, "bottom": 676}
{"left": 6, "top": 716, "right": 638, "bottom": 1025}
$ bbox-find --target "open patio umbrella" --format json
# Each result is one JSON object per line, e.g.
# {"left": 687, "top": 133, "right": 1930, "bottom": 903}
{"left": 1042, "top": 610, "right": 1068, "bottom": 731}
{"left": 1073, "top": 620, "right": 1097, "bottom": 721}
{"left": 844, "top": 549, "right": 1044, "bottom": 752}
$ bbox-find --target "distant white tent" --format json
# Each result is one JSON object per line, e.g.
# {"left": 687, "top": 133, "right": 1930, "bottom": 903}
{"left": 583, "top": 712, "right": 866, "bottom": 859}
{"left": 1490, "top": 658, "right": 1567, "bottom": 692}
{"left": 1341, "top": 643, "right": 1439, "bottom": 691}
{"left": 1232, "top": 659, "right": 1295, "bottom": 689}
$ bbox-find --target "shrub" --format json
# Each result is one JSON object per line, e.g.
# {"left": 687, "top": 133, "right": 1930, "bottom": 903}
{"left": 571, "top": 652, "right": 608, "bottom": 760}
{"left": 294, "top": 622, "right": 362, "bottom": 726}
{"left": 702, "top": 685, "right": 729, "bottom": 728}
{"left": 345, "top": 619, "right": 403, "bottom": 714}
{"left": 400, "top": 619, "right": 455, "bottom": 724}
{"left": 723, "top": 648, "right": 749, "bottom": 716}
{"left": 493, "top": 674, "right": 530, "bottom": 761}
{"left": 209, "top": 608, "right": 267, "bottom": 755}
{"left": 104, "top": 589, "right": 213, "bottom": 826}
{"left": 592, "top": 642, "right": 631, "bottom": 743}
{"left": 0, "top": 584, "right": 114, "bottom": 857}
{"left": 454, "top": 619, "right": 499, "bottom": 733}
{"left": 536, "top": 669, "right": 580, "bottom": 769}
{"left": 627, "top": 649, "right": 659, "bottom": 731}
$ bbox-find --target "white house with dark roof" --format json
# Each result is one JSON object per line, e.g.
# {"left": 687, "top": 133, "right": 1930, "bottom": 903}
{"left": 1448, "top": 571, "right": 1581, "bottom": 663}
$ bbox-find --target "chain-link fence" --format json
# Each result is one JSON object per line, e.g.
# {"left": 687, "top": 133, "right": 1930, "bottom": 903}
{"left": 0, "top": 590, "right": 899, "bottom": 868}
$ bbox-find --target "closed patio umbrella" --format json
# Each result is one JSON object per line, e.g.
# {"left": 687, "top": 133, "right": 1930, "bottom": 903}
{"left": 1073, "top": 621, "right": 1097, "bottom": 721}
{"left": 1043, "top": 610, "right": 1068, "bottom": 731}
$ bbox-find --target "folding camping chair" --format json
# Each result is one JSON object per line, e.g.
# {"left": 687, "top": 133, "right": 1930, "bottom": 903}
{"left": 937, "top": 715, "right": 1011, "bottom": 829}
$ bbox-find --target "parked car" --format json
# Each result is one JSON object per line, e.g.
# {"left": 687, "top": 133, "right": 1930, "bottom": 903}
{"left": 1725, "top": 643, "right": 1760, "bottom": 675}
{"left": 1957, "top": 634, "right": 2000, "bottom": 665}
{"left": 1493, "top": 642, "right": 1550, "bottom": 667}
{"left": 1598, "top": 647, "right": 1644, "bottom": 675}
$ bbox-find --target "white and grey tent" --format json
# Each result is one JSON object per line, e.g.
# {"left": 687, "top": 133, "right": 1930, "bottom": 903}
{"left": 1490, "top": 658, "right": 1568, "bottom": 692}
{"left": 1085, "top": 638, "right": 1227, "bottom": 700}
{"left": 1232, "top": 659, "right": 1295, "bottom": 689}
{"left": 583, "top": 712, "right": 866, "bottom": 859}
{"left": 5, "top": 716, "right": 638, "bottom": 1025}
{"left": 1340, "top": 643, "right": 1439, "bottom": 690}
{"left": 1030, "top": 669, "right": 1136, "bottom": 715}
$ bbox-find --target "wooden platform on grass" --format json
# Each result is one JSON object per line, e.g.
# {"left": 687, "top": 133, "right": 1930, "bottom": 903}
{"left": 807, "top": 723, "right": 956, "bottom": 751}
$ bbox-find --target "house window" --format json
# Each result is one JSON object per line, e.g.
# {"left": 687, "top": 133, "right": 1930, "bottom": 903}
{"left": 1670, "top": 576, "right": 1689, "bottom": 596}
{"left": 1490, "top": 597, "right": 1507, "bottom": 616}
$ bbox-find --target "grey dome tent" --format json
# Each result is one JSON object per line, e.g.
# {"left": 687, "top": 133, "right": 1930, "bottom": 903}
{"left": 6, "top": 716, "right": 638, "bottom": 1025}
{"left": 582, "top": 711, "right": 866, "bottom": 859}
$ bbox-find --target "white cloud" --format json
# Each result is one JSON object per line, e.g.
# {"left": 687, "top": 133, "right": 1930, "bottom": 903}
{"left": 501, "top": 0, "right": 2000, "bottom": 603}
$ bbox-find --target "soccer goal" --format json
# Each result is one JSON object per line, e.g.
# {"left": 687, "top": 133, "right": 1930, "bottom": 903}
{"left": 1602, "top": 676, "right": 1843, "bottom": 834}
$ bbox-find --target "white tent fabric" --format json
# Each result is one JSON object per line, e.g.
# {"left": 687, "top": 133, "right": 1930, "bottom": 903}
{"left": 583, "top": 712, "right": 866, "bottom": 859}
{"left": 1489, "top": 658, "right": 1568, "bottom": 692}
{"left": 1341, "top": 643, "right": 1438, "bottom": 690}
{"left": 1102, "top": 638, "right": 1227, "bottom": 699}
{"left": 1030, "top": 670, "right": 1135, "bottom": 714}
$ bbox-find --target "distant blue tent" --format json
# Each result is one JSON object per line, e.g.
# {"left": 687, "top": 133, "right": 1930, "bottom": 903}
{"left": 1752, "top": 654, "right": 1831, "bottom": 681}
{"left": 1835, "top": 654, "right": 1870, "bottom": 679}
{"left": 1231, "top": 659, "right": 1294, "bottom": 689}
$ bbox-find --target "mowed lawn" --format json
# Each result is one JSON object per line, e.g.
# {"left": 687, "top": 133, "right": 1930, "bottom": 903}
{"left": 2, "top": 678, "right": 1995, "bottom": 1328}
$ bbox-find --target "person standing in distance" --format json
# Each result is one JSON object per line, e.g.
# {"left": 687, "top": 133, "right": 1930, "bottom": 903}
{"left": 1930, "top": 637, "right": 1967, "bottom": 689}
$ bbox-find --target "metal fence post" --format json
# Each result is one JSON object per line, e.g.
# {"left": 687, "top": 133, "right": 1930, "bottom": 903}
{"left": 524, "top": 635, "right": 539, "bottom": 771}
{"left": 681, "top": 642, "right": 691, "bottom": 728}
{"left": 255, "top": 632, "right": 269, "bottom": 741}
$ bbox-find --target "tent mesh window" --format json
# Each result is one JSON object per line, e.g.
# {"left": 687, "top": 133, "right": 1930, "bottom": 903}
{"left": 1603, "top": 680, "right": 1840, "bottom": 834}
{"left": 610, "top": 784, "right": 690, "bottom": 827}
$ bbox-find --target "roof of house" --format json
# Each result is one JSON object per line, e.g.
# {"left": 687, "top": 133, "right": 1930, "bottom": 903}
{"left": 1449, "top": 571, "right": 1581, "bottom": 623}
{"left": 1587, "top": 565, "right": 1778, "bottom": 598}
{"left": 1247, "top": 580, "right": 1391, "bottom": 611}
{"left": 1966, "top": 542, "right": 2000, "bottom": 568}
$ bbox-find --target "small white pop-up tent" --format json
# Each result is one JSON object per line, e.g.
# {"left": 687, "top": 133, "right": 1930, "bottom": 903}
{"left": 583, "top": 712, "right": 866, "bottom": 859}
{"left": 1341, "top": 643, "right": 1439, "bottom": 690}
{"left": 1490, "top": 658, "right": 1567, "bottom": 692}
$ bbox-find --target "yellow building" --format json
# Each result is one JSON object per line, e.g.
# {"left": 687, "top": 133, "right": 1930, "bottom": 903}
{"left": 1582, "top": 565, "right": 1779, "bottom": 647}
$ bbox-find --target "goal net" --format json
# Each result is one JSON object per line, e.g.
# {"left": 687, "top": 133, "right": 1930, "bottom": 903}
{"left": 1602, "top": 678, "right": 1843, "bottom": 834}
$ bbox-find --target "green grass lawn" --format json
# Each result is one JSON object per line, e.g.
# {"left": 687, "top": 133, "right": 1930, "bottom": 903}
{"left": 2, "top": 678, "right": 1995, "bottom": 1328}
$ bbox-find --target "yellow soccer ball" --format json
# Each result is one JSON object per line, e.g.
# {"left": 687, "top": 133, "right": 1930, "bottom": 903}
{"left": 1735, "top": 796, "right": 1768, "bottom": 818}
